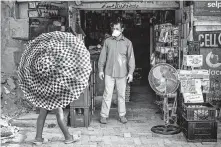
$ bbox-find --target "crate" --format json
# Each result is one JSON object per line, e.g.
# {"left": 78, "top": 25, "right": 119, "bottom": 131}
{"left": 182, "top": 117, "right": 217, "bottom": 142}
{"left": 69, "top": 106, "right": 92, "bottom": 128}
{"left": 182, "top": 103, "right": 216, "bottom": 121}
{"left": 70, "top": 86, "right": 91, "bottom": 107}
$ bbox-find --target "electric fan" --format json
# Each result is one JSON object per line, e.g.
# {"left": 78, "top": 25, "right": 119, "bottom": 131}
{"left": 148, "top": 63, "right": 181, "bottom": 135}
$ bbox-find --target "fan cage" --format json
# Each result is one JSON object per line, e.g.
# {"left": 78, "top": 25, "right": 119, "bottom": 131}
{"left": 148, "top": 63, "right": 179, "bottom": 96}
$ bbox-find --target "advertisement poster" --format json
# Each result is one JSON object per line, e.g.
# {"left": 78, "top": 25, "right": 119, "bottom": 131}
{"left": 194, "top": 31, "right": 221, "bottom": 48}
{"left": 194, "top": 1, "right": 221, "bottom": 16}
{"left": 200, "top": 48, "right": 221, "bottom": 100}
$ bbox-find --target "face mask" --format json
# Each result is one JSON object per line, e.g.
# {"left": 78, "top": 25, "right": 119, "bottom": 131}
{"left": 112, "top": 30, "right": 121, "bottom": 37}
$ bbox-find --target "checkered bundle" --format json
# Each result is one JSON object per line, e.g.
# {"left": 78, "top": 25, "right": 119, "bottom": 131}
{"left": 18, "top": 31, "right": 92, "bottom": 110}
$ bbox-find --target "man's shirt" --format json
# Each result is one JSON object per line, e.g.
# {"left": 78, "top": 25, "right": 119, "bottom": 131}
{"left": 98, "top": 35, "right": 135, "bottom": 78}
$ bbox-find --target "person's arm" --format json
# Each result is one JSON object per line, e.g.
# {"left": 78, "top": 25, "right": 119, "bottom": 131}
{"left": 98, "top": 39, "right": 108, "bottom": 73}
{"left": 127, "top": 41, "right": 135, "bottom": 75}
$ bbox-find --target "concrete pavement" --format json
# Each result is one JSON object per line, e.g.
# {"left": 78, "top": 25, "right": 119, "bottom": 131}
{"left": 2, "top": 86, "right": 221, "bottom": 147}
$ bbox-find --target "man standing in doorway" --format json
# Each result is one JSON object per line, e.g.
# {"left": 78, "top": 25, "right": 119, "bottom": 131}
{"left": 98, "top": 18, "right": 135, "bottom": 124}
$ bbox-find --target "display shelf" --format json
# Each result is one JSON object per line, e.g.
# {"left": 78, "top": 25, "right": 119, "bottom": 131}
{"left": 152, "top": 23, "right": 181, "bottom": 69}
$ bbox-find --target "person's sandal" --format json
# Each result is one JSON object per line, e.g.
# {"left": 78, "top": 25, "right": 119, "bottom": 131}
{"left": 32, "top": 138, "right": 48, "bottom": 145}
{"left": 64, "top": 134, "right": 81, "bottom": 144}
{"left": 100, "top": 117, "right": 107, "bottom": 124}
{"left": 119, "top": 116, "right": 127, "bottom": 124}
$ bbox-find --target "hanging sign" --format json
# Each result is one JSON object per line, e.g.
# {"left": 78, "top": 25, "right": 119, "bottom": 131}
{"left": 183, "top": 55, "right": 203, "bottom": 67}
{"left": 69, "top": 1, "right": 179, "bottom": 10}
{"left": 194, "top": 31, "right": 221, "bottom": 48}
{"left": 194, "top": 1, "right": 221, "bottom": 16}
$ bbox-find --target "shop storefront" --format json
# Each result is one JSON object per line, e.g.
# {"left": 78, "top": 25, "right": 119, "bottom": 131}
{"left": 11, "top": 0, "right": 220, "bottom": 142}
{"left": 68, "top": 0, "right": 181, "bottom": 94}
{"left": 193, "top": 1, "right": 221, "bottom": 106}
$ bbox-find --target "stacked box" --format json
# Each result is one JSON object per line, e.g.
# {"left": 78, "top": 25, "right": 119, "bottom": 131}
{"left": 69, "top": 106, "right": 92, "bottom": 128}
{"left": 181, "top": 103, "right": 216, "bottom": 121}
{"left": 70, "top": 87, "right": 91, "bottom": 107}
{"left": 69, "top": 86, "right": 92, "bottom": 128}
{"left": 181, "top": 103, "right": 217, "bottom": 142}
{"left": 182, "top": 118, "right": 217, "bottom": 142}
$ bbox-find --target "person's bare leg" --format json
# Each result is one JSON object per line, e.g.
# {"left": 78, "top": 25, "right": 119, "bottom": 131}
{"left": 55, "top": 108, "right": 72, "bottom": 140}
{"left": 35, "top": 108, "right": 48, "bottom": 140}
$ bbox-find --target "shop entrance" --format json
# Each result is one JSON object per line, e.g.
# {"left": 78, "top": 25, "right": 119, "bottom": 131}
{"left": 80, "top": 10, "right": 175, "bottom": 89}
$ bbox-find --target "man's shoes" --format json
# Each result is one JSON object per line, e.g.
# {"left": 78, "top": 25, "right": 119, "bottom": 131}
{"left": 100, "top": 117, "right": 107, "bottom": 124}
{"left": 119, "top": 116, "right": 127, "bottom": 124}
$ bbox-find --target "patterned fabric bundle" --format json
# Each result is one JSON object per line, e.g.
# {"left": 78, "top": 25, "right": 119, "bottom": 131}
{"left": 18, "top": 31, "right": 92, "bottom": 110}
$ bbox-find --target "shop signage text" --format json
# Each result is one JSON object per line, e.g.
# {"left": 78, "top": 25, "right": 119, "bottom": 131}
{"left": 101, "top": 2, "right": 141, "bottom": 9}
{"left": 194, "top": 31, "right": 221, "bottom": 48}
{"left": 70, "top": 1, "right": 179, "bottom": 10}
{"left": 201, "top": 48, "right": 221, "bottom": 98}
{"left": 208, "top": 1, "right": 221, "bottom": 9}
{"left": 194, "top": 1, "right": 221, "bottom": 16}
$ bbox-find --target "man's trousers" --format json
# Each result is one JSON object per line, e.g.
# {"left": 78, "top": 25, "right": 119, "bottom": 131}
{"left": 100, "top": 75, "right": 127, "bottom": 118}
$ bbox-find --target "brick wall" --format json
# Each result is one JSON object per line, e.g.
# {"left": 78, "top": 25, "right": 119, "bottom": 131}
{"left": 1, "top": 1, "right": 31, "bottom": 117}
{"left": 1, "top": 1, "right": 27, "bottom": 74}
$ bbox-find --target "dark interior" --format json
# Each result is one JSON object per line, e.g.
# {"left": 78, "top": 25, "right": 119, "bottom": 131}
{"left": 80, "top": 10, "right": 175, "bottom": 86}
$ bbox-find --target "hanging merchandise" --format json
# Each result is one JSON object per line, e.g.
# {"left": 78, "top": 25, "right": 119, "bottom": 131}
{"left": 150, "top": 53, "right": 156, "bottom": 66}
{"left": 153, "top": 23, "right": 180, "bottom": 68}
{"left": 187, "top": 41, "right": 200, "bottom": 55}
{"left": 158, "top": 23, "right": 173, "bottom": 43}
{"left": 28, "top": 1, "right": 68, "bottom": 40}
{"left": 174, "top": 47, "right": 179, "bottom": 57}
{"left": 172, "top": 27, "right": 179, "bottom": 36}
{"left": 134, "top": 13, "right": 142, "bottom": 26}
{"left": 159, "top": 28, "right": 169, "bottom": 43}
{"left": 173, "top": 38, "right": 179, "bottom": 46}
{"left": 167, "top": 50, "right": 174, "bottom": 61}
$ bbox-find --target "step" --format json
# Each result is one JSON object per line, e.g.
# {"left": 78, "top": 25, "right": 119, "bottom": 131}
{"left": 9, "top": 110, "right": 69, "bottom": 128}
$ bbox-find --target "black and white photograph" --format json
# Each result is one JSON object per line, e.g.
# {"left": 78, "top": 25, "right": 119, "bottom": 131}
{"left": 1, "top": 0, "right": 221, "bottom": 147}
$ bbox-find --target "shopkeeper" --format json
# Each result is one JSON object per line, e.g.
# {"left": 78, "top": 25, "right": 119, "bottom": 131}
{"left": 98, "top": 17, "right": 135, "bottom": 124}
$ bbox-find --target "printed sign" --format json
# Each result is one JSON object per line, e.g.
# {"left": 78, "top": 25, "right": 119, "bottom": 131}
{"left": 183, "top": 93, "right": 204, "bottom": 103}
{"left": 179, "top": 70, "right": 210, "bottom": 80}
{"left": 181, "top": 79, "right": 202, "bottom": 93}
{"left": 70, "top": 1, "right": 179, "bottom": 10}
{"left": 183, "top": 55, "right": 203, "bottom": 67}
{"left": 201, "top": 48, "right": 221, "bottom": 75}
{"left": 194, "top": 31, "right": 221, "bottom": 48}
{"left": 201, "top": 48, "right": 221, "bottom": 100}
{"left": 194, "top": 1, "right": 221, "bottom": 16}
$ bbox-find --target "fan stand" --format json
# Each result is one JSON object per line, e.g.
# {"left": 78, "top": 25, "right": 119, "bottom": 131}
{"left": 151, "top": 80, "right": 181, "bottom": 135}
